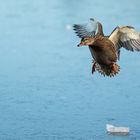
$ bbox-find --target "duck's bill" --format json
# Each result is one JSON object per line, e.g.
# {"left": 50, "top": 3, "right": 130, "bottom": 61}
{"left": 77, "top": 42, "right": 84, "bottom": 47}
{"left": 77, "top": 41, "right": 89, "bottom": 47}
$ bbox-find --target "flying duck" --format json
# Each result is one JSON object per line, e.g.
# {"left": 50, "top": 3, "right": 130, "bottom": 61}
{"left": 73, "top": 18, "right": 140, "bottom": 77}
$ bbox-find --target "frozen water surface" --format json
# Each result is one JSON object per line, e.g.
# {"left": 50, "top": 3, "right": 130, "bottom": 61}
{"left": 0, "top": 0, "right": 140, "bottom": 139}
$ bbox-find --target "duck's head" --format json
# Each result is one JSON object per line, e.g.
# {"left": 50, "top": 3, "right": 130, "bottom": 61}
{"left": 77, "top": 37, "right": 95, "bottom": 47}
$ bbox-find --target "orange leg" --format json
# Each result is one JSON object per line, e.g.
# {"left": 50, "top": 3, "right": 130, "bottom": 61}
{"left": 111, "top": 62, "right": 117, "bottom": 73}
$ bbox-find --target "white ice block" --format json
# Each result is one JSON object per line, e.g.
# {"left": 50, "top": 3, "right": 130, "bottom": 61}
{"left": 106, "top": 124, "right": 130, "bottom": 135}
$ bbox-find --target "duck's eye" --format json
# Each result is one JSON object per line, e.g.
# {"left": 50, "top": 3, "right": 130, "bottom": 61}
{"left": 83, "top": 38, "right": 88, "bottom": 41}
{"left": 81, "top": 38, "right": 86, "bottom": 41}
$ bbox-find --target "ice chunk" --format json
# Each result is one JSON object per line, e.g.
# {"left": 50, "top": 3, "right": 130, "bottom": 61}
{"left": 106, "top": 124, "right": 130, "bottom": 135}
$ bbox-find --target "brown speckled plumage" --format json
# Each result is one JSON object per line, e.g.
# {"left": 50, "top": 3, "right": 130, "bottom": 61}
{"left": 88, "top": 35, "right": 120, "bottom": 76}
{"left": 73, "top": 19, "right": 140, "bottom": 77}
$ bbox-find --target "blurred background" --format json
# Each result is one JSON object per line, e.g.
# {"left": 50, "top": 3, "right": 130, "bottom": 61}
{"left": 0, "top": 0, "right": 140, "bottom": 139}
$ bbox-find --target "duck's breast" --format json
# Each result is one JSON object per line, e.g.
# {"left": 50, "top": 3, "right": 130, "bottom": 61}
{"left": 89, "top": 37, "right": 117, "bottom": 65}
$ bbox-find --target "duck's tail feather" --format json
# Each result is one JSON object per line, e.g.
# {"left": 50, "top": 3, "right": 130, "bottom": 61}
{"left": 94, "top": 62, "right": 120, "bottom": 77}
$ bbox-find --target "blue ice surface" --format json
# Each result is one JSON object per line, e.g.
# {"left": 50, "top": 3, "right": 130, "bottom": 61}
{"left": 0, "top": 0, "right": 140, "bottom": 139}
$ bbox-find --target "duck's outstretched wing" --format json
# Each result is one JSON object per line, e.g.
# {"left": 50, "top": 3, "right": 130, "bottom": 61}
{"left": 109, "top": 26, "right": 140, "bottom": 52}
{"left": 73, "top": 18, "right": 98, "bottom": 38}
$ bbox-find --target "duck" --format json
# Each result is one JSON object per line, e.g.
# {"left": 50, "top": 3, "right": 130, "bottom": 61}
{"left": 73, "top": 18, "right": 140, "bottom": 77}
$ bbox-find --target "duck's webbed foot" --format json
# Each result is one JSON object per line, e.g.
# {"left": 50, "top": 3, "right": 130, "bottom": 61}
{"left": 110, "top": 62, "right": 120, "bottom": 75}
{"left": 92, "top": 60, "right": 96, "bottom": 75}
{"left": 111, "top": 62, "right": 117, "bottom": 72}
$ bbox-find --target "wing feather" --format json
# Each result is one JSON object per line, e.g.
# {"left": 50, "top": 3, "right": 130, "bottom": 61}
{"left": 109, "top": 26, "right": 140, "bottom": 52}
{"left": 73, "top": 18, "right": 98, "bottom": 38}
